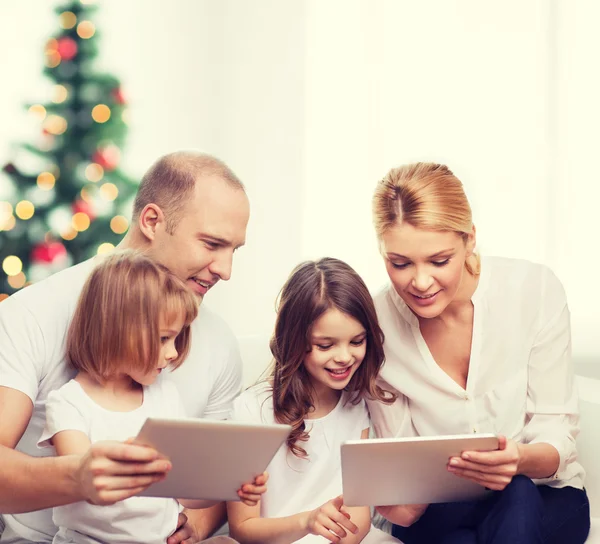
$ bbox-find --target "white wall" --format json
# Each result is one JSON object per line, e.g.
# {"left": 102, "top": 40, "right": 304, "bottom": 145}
{"left": 0, "top": 0, "right": 598, "bottom": 359}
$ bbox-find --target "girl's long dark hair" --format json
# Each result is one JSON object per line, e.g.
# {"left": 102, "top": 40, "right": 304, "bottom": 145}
{"left": 269, "top": 257, "right": 395, "bottom": 458}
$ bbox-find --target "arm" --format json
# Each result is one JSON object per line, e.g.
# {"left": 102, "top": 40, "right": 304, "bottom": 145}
{"left": 228, "top": 496, "right": 367, "bottom": 544}
{"left": 0, "top": 386, "right": 171, "bottom": 513}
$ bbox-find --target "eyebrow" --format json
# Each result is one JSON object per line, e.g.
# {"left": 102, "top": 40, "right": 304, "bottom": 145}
{"left": 387, "top": 248, "right": 455, "bottom": 259}
{"left": 200, "top": 233, "right": 246, "bottom": 249}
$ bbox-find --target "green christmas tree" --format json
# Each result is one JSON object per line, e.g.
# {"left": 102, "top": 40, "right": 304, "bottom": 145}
{"left": 0, "top": 0, "right": 137, "bottom": 300}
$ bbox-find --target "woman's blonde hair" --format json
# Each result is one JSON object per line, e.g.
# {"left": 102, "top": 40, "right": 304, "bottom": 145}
{"left": 372, "top": 162, "right": 480, "bottom": 275}
{"left": 66, "top": 250, "right": 198, "bottom": 383}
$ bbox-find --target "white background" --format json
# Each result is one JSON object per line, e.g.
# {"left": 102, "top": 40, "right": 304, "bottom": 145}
{"left": 0, "top": 0, "right": 598, "bottom": 361}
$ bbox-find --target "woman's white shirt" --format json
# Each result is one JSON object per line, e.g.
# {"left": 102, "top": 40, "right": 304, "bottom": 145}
{"left": 367, "top": 256, "right": 584, "bottom": 490}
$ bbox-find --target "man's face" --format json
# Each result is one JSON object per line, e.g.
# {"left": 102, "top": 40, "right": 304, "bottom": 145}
{"left": 148, "top": 177, "right": 250, "bottom": 299}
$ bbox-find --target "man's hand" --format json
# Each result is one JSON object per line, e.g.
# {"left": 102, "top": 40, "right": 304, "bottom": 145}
{"left": 447, "top": 435, "right": 520, "bottom": 491}
{"left": 167, "top": 512, "right": 197, "bottom": 544}
{"left": 75, "top": 440, "right": 171, "bottom": 505}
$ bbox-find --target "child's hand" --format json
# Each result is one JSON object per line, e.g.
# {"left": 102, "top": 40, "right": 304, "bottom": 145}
{"left": 237, "top": 471, "right": 269, "bottom": 506}
{"left": 302, "top": 495, "right": 358, "bottom": 542}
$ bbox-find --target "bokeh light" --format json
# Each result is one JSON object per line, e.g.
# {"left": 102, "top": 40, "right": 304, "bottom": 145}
{"left": 72, "top": 212, "right": 90, "bottom": 232}
{"left": 77, "top": 21, "right": 96, "bottom": 39}
{"left": 37, "top": 172, "right": 56, "bottom": 191}
{"left": 84, "top": 163, "right": 104, "bottom": 182}
{"left": 60, "top": 227, "right": 78, "bottom": 241}
{"left": 91, "top": 104, "right": 111, "bottom": 123}
{"left": 44, "top": 115, "right": 68, "bottom": 135}
{"left": 100, "top": 182, "right": 118, "bottom": 201}
{"left": 110, "top": 215, "right": 129, "bottom": 234}
{"left": 29, "top": 104, "right": 47, "bottom": 120}
{"left": 97, "top": 242, "right": 115, "bottom": 255}
{"left": 3, "top": 256, "right": 23, "bottom": 276}
{"left": 7, "top": 272, "right": 26, "bottom": 289}
{"left": 59, "top": 11, "right": 77, "bottom": 29}
{"left": 52, "top": 85, "right": 69, "bottom": 103}
{"left": 15, "top": 200, "right": 35, "bottom": 220}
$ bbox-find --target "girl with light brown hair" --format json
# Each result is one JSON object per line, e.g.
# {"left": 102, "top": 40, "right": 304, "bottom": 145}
{"left": 227, "top": 257, "right": 399, "bottom": 543}
{"left": 369, "top": 163, "right": 589, "bottom": 543}
{"left": 37, "top": 250, "right": 265, "bottom": 544}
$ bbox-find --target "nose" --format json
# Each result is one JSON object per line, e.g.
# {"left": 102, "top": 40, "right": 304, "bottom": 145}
{"left": 333, "top": 344, "right": 353, "bottom": 365}
{"left": 165, "top": 343, "right": 178, "bottom": 362}
{"left": 208, "top": 250, "right": 233, "bottom": 282}
{"left": 411, "top": 267, "right": 434, "bottom": 292}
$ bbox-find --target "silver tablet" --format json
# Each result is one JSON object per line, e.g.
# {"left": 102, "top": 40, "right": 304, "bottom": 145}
{"left": 341, "top": 433, "right": 499, "bottom": 507}
{"left": 135, "top": 417, "right": 291, "bottom": 500}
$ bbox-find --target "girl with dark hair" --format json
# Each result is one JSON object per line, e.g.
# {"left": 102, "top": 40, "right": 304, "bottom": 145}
{"left": 227, "top": 258, "right": 400, "bottom": 543}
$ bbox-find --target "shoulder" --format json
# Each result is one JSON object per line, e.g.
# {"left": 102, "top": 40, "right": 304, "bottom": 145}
{"left": 483, "top": 256, "right": 565, "bottom": 301}
{"left": 0, "top": 258, "right": 96, "bottom": 325}
{"left": 190, "top": 304, "right": 238, "bottom": 348}
{"left": 46, "top": 380, "right": 87, "bottom": 413}
{"left": 232, "top": 381, "right": 274, "bottom": 423}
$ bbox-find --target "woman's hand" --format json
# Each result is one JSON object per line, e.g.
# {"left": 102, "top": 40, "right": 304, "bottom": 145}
{"left": 447, "top": 435, "right": 521, "bottom": 490}
{"left": 375, "top": 504, "right": 428, "bottom": 527}
{"left": 302, "top": 495, "right": 358, "bottom": 542}
{"left": 237, "top": 471, "right": 269, "bottom": 506}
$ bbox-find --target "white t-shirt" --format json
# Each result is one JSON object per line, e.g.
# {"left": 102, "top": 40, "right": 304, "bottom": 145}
{"left": 232, "top": 383, "right": 398, "bottom": 544}
{"left": 367, "top": 255, "right": 584, "bottom": 490}
{"left": 0, "top": 257, "right": 242, "bottom": 542}
{"left": 37, "top": 377, "right": 183, "bottom": 544}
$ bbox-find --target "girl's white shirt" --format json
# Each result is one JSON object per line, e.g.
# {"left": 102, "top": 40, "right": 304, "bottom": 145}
{"left": 38, "top": 376, "right": 184, "bottom": 544}
{"left": 232, "top": 382, "right": 399, "bottom": 543}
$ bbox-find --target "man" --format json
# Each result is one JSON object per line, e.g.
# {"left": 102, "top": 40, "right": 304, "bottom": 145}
{"left": 0, "top": 151, "right": 251, "bottom": 543}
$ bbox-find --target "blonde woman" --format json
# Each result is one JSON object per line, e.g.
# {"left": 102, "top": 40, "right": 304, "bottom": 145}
{"left": 368, "top": 163, "right": 590, "bottom": 544}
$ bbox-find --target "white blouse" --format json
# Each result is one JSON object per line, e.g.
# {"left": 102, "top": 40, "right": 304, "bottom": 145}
{"left": 367, "top": 256, "right": 584, "bottom": 490}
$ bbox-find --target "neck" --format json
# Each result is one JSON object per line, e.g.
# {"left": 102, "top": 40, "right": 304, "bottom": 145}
{"left": 307, "top": 379, "right": 341, "bottom": 419}
{"left": 424, "top": 269, "right": 479, "bottom": 326}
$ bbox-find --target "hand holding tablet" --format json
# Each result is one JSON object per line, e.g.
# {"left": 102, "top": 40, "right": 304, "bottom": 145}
{"left": 134, "top": 417, "right": 291, "bottom": 501}
{"left": 341, "top": 433, "right": 499, "bottom": 507}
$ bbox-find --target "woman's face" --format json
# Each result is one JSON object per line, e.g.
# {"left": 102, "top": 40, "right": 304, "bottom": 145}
{"left": 380, "top": 222, "right": 475, "bottom": 319}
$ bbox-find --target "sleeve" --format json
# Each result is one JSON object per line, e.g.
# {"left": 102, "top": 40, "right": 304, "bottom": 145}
{"left": 366, "top": 379, "right": 416, "bottom": 439}
{"left": 37, "top": 386, "right": 90, "bottom": 449}
{"left": 202, "top": 334, "right": 243, "bottom": 420}
{"left": 231, "top": 387, "right": 267, "bottom": 424}
{"left": 521, "top": 267, "right": 579, "bottom": 484}
{"left": 0, "top": 296, "right": 45, "bottom": 402}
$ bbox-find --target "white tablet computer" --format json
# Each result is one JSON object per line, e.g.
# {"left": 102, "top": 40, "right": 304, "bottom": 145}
{"left": 341, "top": 433, "right": 499, "bottom": 507}
{"left": 135, "top": 417, "right": 291, "bottom": 500}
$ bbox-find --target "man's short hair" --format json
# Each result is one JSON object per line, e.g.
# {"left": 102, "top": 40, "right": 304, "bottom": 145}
{"left": 132, "top": 151, "right": 245, "bottom": 233}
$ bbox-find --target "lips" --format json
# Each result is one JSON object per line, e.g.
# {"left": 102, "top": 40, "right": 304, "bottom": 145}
{"left": 325, "top": 365, "right": 353, "bottom": 380}
{"left": 188, "top": 277, "right": 214, "bottom": 296}
{"left": 410, "top": 290, "right": 441, "bottom": 306}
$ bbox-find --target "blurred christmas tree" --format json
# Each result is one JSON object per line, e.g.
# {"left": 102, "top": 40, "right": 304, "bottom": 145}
{"left": 0, "top": 0, "right": 136, "bottom": 300}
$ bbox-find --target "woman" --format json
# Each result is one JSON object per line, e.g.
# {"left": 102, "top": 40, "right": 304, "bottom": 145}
{"left": 367, "top": 162, "right": 590, "bottom": 543}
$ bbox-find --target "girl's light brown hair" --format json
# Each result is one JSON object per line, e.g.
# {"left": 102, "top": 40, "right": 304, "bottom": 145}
{"left": 269, "top": 257, "right": 395, "bottom": 458}
{"left": 66, "top": 250, "right": 198, "bottom": 383}
{"left": 373, "top": 162, "right": 480, "bottom": 275}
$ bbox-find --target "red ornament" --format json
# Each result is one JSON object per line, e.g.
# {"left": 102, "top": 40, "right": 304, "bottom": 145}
{"left": 56, "top": 37, "right": 78, "bottom": 61}
{"left": 92, "top": 145, "right": 121, "bottom": 171}
{"left": 2, "top": 163, "right": 17, "bottom": 174}
{"left": 72, "top": 199, "right": 96, "bottom": 221}
{"left": 31, "top": 241, "right": 67, "bottom": 264}
{"left": 111, "top": 87, "right": 127, "bottom": 105}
